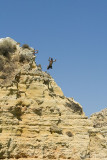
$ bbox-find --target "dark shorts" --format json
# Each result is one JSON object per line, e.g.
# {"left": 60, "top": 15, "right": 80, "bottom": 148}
{"left": 47, "top": 65, "right": 52, "bottom": 69}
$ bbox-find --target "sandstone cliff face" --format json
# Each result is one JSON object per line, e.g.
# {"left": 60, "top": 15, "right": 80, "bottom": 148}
{"left": 0, "top": 38, "right": 107, "bottom": 160}
{"left": 89, "top": 109, "right": 107, "bottom": 159}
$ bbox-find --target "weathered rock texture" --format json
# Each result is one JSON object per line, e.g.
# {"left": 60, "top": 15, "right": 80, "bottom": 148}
{"left": 0, "top": 38, "right": 107, "bottom": 160}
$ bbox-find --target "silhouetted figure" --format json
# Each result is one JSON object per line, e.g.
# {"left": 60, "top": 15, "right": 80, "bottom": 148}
{"left": 47, "top": 57, "right": 56, "bottom": 70}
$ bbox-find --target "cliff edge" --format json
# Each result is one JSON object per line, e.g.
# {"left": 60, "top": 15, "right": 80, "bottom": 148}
{"left": 0, "top": 38, "right": 107, "bottom": 160}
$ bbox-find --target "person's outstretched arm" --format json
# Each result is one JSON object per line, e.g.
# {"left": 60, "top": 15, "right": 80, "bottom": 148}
{"left": 53, "top": 59, "right": 56, "bottom": 62}
{"left": 48, "top": 57, "right": 51, "bottom": 61}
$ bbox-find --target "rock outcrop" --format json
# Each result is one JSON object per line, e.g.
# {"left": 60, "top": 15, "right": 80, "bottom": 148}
{"left": 89, "top": 108, "right": 107, "bottom": 159}
{"left": 0, "top": 38, "right": 107, "bottom": 160}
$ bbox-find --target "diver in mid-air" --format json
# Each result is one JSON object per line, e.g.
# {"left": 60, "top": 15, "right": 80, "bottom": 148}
{"left": 47, "top": 57, "right": 56, "bottom": 70}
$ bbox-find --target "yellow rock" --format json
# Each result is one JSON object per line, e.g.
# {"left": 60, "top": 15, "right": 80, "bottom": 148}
{"left": 0, "top": 37, "right": 106, "bottom": 160}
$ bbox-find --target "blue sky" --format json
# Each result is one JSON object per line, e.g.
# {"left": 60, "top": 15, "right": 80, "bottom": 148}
{"left": 0, "top": 0, "right": 107, "bottom": 116}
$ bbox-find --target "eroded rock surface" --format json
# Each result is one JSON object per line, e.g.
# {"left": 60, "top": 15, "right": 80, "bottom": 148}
{"left": 0, "top": 38, "right": 107, "bottom": 160}
{"left": 89, "top": 108, "right": 107, "bottom": 159}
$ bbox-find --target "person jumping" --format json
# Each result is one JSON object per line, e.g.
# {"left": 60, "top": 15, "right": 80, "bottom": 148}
{"left": 47, "top": 57, "right": 56, "bottom": 70}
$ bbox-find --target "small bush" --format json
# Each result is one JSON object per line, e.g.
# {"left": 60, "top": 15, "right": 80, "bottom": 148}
{"left": 0, "top": 40, "right": 16, "bottom": 59}
{"left": 22, "top": 44, "right": 30, "bottom": 49}
{"left": 19, "top": 54, "right": 30, "bottom": 63}
{"left": 19, "top": 54, "right": 25, "bottom": 63}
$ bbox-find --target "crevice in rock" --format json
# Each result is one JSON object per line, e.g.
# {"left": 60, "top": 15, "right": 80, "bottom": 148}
{"left": 33, "top": 107, "right": 42, "bottom": 116}
{"left": 14, "top": 72, "right": 21, "bottom": 99}
{"left": 57, "top": 118, "right": 61, "bottom": 125}
{"left": 65, "top": 98, "right": 83, "bottom": 115}
{"left": 66, "top": 131, "right": 73, "bottom": 137}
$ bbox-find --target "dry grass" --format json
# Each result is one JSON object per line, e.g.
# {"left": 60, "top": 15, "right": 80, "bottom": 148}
{"left": 0, "top": 39, "right": 16, "bottom": 59}
{"left": 0, "top": 40, "right": 34, "bottom": 86}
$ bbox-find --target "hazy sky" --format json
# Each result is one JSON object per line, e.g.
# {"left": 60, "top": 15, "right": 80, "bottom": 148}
{"left": 0, "top": 0, "right": 107, "bottom": 116}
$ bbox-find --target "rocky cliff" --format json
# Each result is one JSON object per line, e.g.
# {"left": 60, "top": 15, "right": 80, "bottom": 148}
{"left": 0, "top": 38, "right": 107, "bottom": 160}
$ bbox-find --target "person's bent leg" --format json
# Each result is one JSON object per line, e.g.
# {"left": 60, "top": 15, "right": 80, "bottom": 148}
{"left": 47, "top": 65, "right": 50, "bottom": 69}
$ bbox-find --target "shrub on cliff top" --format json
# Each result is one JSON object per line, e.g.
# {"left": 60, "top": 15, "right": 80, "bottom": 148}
{"left": 0, "top": 40, "right": 16, "bottom": 59}
{"left": 19, "top": 54, "right": 30, "bottom": 63}
{"left": 22, "top": 44, "right": 30, "bottom": 49}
